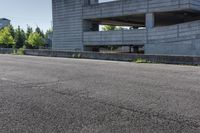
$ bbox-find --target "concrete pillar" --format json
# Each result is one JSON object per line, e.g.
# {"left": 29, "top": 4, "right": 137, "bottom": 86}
{"left": 145, "top": 13, "right": 155, "bottom": 29}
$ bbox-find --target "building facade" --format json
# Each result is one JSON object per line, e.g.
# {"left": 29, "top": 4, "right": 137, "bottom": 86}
{"left": 52, "top": 0, "right": 200, "bottom": 55}
{"left": 0, "top": 18, "right": 10, "bottom": 29}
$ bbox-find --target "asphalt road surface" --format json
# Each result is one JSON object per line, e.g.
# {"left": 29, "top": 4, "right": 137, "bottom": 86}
{"left": 0, "top": 54, "right": 200, "bottom": 133}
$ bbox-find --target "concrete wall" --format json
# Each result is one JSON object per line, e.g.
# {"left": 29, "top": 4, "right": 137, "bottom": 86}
{"left": 83, "top": 0, "right": 198, "bottom": 19}
{"left": 190, "top": 0, "right": 200, "bottom": 10}
{"left": 83, "top": 29, "right": 146, "bottom": 45}
{"left": 0, "top": 48, "right": 199, "bottom": 65}
{"left": 52, "top": 0, "right": 83, "bottom": 51}
{"left": 146, "top": 20, "right": 200, "bottom": 56}
{"left": 0, "top": 48, "right": 13, "bottom": 54}
{"left": 84, "top": 20, "right": 200, "bottom": 56}
{"left": 23, "top": 49, "right": 200, "bottom": 65}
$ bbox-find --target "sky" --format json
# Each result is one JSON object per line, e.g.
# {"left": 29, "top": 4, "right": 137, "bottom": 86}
{"left": 0, "top": 0, "right": 115, "bottom": 32}
{"left": 0, "top": 0, "right": 52, "bottom": 32}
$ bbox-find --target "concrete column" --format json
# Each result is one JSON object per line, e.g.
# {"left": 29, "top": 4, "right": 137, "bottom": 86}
{"left": 145, "top": 13, "right": 155, "bottom": 29}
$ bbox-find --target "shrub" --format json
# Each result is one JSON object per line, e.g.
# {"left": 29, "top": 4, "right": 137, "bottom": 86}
{"left": 72, "top": 53, "right": 81, "bottom": 58}
{"left": 16, "top": 48, "right": 25, "bottom": 55}
{"left": 134, "top": 58, "right": 151, "bottom": 63}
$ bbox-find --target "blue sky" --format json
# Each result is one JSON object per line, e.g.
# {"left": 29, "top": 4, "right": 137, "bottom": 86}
{"left": 0, "top": 0, "right": 52, "bottom": 31}
{"left": 0, "top": 0, "right": 114, "bottom": 32}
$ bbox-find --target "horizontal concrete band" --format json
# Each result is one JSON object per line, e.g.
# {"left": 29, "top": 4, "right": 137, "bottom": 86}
{"left": 25, "top": 50, "right": 200, "bottom": 65}
{"left": 83, "top": 0, "right": 199, "bottom": 19}
{"left": 84, "top": 20, "right": 200, "bottom": 48}
{"left": 83, "top": 30, "right": 146, "bottom": 46}
{"left": 1, "top": 48, "right": 199, "bottom": 65}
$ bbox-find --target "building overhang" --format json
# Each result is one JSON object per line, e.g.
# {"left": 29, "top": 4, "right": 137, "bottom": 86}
{"left": 83, "top": 0, "right": 200, "bottom": 20}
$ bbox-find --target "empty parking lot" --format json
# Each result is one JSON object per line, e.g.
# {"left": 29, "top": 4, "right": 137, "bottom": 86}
{"left": 0, "top": 54, "right": 200, "bottom": 133}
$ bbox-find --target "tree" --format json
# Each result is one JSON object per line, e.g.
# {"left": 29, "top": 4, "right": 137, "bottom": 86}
{"left": 35, "top": 26, "right": 44, "bottom": 38}
{"left": 7, "top": 25, "right": 15, "bottom": 38}
{"left": 25, "top": 26, "right": 34, "bottom": 48}
{"left": 15, "top": 26, "right": 26, "bottom": 48}
{"left": 0, "top": 27, "right": 15, "bottom": 48}
{"left": 45, "top": 28, "right": 53, "bottom": 38}
{"left": 26, "top": 26, "right": 33, "bottom": 39}
{"left": 27, "top": 32, "right": 45, "bottom": 48}
{"left": 44, "top": 28, "right": 53, "bottom": 48}
{"left": 102, "top": 25, "right": 118, "bottom": 31}
{"left": 0, "top": 24, "right": 51, "bottom": 49}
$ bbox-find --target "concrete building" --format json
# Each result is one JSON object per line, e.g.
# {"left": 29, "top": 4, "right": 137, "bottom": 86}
{"left": 0, "top": 18, "right": 10, "bottom": 29}
{"left": 52, "top": 0, "right": 200, "bottom": 56}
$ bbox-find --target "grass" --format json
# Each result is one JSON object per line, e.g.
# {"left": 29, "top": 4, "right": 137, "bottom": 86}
{"left": 134, "top": 58, "right": 151, "bottom": 63}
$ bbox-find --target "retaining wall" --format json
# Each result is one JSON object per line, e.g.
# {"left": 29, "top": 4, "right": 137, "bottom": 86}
{"left": 22, "top": 49, "right": 200, "bottom": 65}
{"left": 0, "top": 49, "right": 199, "bottom": 65}
{"left": 0, "top": 48, "right": 13, "bottom": 54}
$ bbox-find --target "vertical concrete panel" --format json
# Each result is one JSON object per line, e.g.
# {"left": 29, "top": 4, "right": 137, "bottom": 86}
{"left": 52, "top": 0, "right": 83, "bottom": 50}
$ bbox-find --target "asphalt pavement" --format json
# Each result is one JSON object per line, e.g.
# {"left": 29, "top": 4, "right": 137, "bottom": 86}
{"left": 0, "top": 54, "right": 200, "bottom": 133}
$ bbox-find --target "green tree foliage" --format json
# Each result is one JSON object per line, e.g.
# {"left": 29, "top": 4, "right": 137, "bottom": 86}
{"left": 0, "top": 24, "right": 51, "bottom": 49}
{"left": 28, "top": 32, "right": 45, "bottom": 48}
{"left": 26, "top": 26, "right": 33, "bottom": 39}
{"left": 45, "top": 28, "right": 53, "bottom": 38}
{"left": 7, "top": 25, "right": 15, "bottom": 38}
{"left": 102, "top": 25, "right": 118, "bottom": 31}
{"left": 0, "top": 27, "right": 15, "bottom": 48}
{"left": 44, "top": 28, "right": 53, "bottom": 48}
{"left": 35, "top": 26, "right": 45, "bottom": 38}
{"left": 14, "top": 26, "right": 26, "bottom": 48}
{"left": 25, "top": 26, "right": 34, "bottom": 48}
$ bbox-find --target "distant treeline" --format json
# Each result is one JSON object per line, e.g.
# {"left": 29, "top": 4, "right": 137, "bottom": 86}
{"left": 0, "top": 25, "right": 52, "bottom": 49}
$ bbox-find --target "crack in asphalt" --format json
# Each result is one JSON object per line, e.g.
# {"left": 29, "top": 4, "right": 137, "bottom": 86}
{"left": 12, "top": 81, "right": 200, "bottom": 131}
